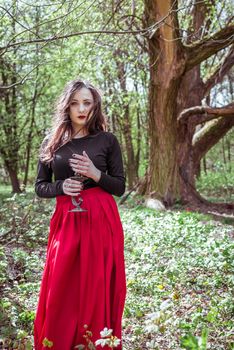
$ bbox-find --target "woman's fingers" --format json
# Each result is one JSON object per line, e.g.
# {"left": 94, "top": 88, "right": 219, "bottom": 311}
{"left": 69, "top": 158, "right": 87, "bottom": 165}
{"left": 67, "top": 179, "right": 83, "bottom": 188}
{"left": 69, "top": 159, "right": 89, "bottom": 173}
{"left": 62, "top": 178, "right": 84, "bottom": 195}
{"left": 65, "top": 190, "right": 80, "bottom": 196}
{"left": 71, "top": 166, "right": 88, "bottom": 174}
{"left": 69, "top": 159, "right": 88, "bottom": 167}
{"left": 70, "top": 155, "right": 87, "bottom": 167}
{"left": 69, "top": 159, "right": 89, "bottom": 174}
{"left": 69, "top": 162, "right": 88, "bottom": 169}
{"left": 72, "top": 153, "right": 85, "bottom": 160}
{"left": 69, "top": 153, "right": 97, "bottom": 180}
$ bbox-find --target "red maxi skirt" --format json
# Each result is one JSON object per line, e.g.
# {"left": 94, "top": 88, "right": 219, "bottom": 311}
{"left": 34, "top": 187, "right": 126, "bottom": 350}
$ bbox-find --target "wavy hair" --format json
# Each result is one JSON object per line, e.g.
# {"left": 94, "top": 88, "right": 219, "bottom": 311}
{"left": 40, "top": 78, "right": 107, "bottom": 163}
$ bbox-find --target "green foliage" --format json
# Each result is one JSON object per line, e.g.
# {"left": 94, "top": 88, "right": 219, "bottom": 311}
{"left": 0, "top": 247, "right": 8, "bottom": 286}
{"left": 196, "top": 130, "right": 234, "bottom": 202}
{"left": 0, "top": 192, "right": 54, "bottom": 346}
{"left": 180, "top": 328, "right": 208, "bottom": 350}
{"left": 120, "top": 205, "right": 234, "bottom": 349}
{"left": 0, "top": 0, "right": 148, "bottom": 189}
{"left": 0, "top": 190, "right": 233, "bottom": 349}
{"left": 0, "top": 0, "right": 233, "bottom": 202}
{"left": 0, "top": 2, "right": 234, "bottom": 348}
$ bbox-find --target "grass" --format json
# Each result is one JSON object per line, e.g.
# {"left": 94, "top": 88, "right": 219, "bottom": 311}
{"left": 121, "top": 206, "right": 234, "bottom": 349}
{"left": 196, "top": 162, "right": 234, "bottom": 202}
{"left": 0, "top": 190, "right": 233, "bottom": 349}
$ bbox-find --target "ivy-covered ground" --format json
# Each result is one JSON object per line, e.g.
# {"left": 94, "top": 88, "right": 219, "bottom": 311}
{"left": 0, "top": 185, "right": 233, "bottom": 349}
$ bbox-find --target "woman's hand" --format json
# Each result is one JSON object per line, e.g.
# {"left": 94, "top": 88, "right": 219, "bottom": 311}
{"left": 62, "top": 178, "right": 84, "bottom": 196}
{"left": 69, "top": 151, "right": 101, "bottom": 182}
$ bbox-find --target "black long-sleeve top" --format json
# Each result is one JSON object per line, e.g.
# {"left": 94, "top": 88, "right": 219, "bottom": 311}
{"left": 35, "top": 131, "right": 125, "bottom": 198}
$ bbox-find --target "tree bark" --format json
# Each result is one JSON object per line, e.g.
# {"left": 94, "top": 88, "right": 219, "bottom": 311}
{"left": 0, "top": 2, "right": 21, "bottom": 193}
{"left": 178, "top": 102, "right": 234, "bottom": 124}
{"left": 5, "top": 162, "right": 21, "bottom": 193}
{"left": 144, "top": 0, "right": 185, "bottom": 205}
{"left": 185, "top": 24, "right": 234, "bottom": 71}
{"left": 143, "top": 0, "right": 234, "bottom": 210}
{"left": 23, "top": 8, "right": 40, "bottom": 188}
{"left": 193, "top": 116, "right": 234, "bottom": 164}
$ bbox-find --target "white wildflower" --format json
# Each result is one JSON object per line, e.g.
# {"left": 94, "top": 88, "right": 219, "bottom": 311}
{"left": 100, "top": 327, "right": 113, "bottom": 338}
{"left": 95, "top": 338, "right": 109, "bottom": 347}
{"left": 144, "top": 324, "right": 159, "bottom": 333}
{"left": 160, "top": 299, "right": 172, "bottom": 311}
{"left": 146, "top": 311, "right": 161, "bottom": 321}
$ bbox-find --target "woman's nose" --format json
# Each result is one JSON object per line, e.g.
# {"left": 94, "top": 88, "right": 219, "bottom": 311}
{"left": 78, "top": 104, "right": 85, "bottom": 113}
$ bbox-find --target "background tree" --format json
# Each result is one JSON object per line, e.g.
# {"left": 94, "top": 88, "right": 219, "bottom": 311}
{"left": 0, "top": 0, "right": 233, "bottom": 212}
{"left": 0, "top": 0, "right": 147, "bottom": 192}
{"left": 143, "top": 0, "right": 234, "bottom": 211}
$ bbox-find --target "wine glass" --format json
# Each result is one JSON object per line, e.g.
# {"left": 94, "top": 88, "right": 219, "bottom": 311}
{"left": 66, "top": 144, "right": 88, "bottom": 213}
{"left": 68, "top": 173, "right": 88, "bottom": 212}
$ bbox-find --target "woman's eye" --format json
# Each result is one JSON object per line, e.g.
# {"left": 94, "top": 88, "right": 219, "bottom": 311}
{"left": 70, "top": 102, "right": 77, "bottom": 106}
{"left": 84, "top": 102, "right": 91, "bottom": 106}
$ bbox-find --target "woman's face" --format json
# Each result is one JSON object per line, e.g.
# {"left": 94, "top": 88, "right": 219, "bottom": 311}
{"left": 69, "top": 87, "right": 94, "bottom": 133}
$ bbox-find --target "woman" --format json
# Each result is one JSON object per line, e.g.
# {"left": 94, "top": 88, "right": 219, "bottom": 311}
{"left": 34, "top": 78, "right": 126, "bottom": 350}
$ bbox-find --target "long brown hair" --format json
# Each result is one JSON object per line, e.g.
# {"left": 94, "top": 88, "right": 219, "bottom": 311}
{"left": 40, "top": 78, "right": 107, "bottom": 163}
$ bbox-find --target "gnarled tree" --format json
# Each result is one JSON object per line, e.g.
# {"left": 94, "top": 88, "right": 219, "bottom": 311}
{"left": 143, "top": 0, "right": 234, "bottom": 211}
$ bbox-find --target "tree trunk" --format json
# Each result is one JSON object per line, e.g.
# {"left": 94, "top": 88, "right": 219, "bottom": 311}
{"left": 177, "top": 67, "right": 204, "bottom": 204}
{"left": 115, "top": 50, "right": 138, "bottom": 188}
{"left": 122, "top": 114, "right": 138, "bottom": 188}
{"left": 144, "top": 0, "right": 234, "bottom": 211}
{"left": 144, "top": 0, "right": 185, "bottom": 205}
{"left": 203, "top": 157, "right": 207, "bottom": 175}
{"left": 23, "top": 117, "right": 34, "bottom": 187}
{"left": 23, "top": 7, "right": 40, "bottom": 188}
{"left": 227, "top": 139, "right": 231, "bottom": 165}
{"left": 0, "top": 1, "right": 22, "bottom": 193}
{"left": 5, "top": 162, "right": 21, "bottom": 193}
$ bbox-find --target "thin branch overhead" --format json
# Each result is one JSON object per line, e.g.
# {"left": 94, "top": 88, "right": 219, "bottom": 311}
{"left": 0, "top": 64, "right": 42, "bottom": 89}
{"left": 0, "top": 2, "right": 181, "bottom": 52}
{"left": 0, "top": 28, "right": 151, "bottom": 52}
{"left": 0, "top": 0, "right": 94, "bottom": 53}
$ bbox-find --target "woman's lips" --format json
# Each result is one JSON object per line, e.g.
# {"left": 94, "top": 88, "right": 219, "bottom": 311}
{"left": 78, "top": 115, "right": 86, "bottom": 119}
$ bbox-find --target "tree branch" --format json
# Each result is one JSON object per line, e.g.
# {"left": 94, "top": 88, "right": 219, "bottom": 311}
{"left": 0, "top": 5, "right": 41, "bottom": 39}
{"left": 0, "top": 28, "right": 150, "bottom": 51}
{"left": 185, "top": 24, "right": 234, "bottom": 71}
{"left": 0, "top": 0, "right": 93, "bottom": 53}
{"left": 204, "top": 45, "right": 234, "bottom": 96}
{"left": 178, "top": 102, "right": 234, "bottom": 125}
{"left": 0, "top": 63, "right": 41, "bottom": 89}
{"left": 192, "top": 116, "right": 234, "bottom": 161}
{"left": 0, "top": 1, "right": 181, "bottom": 53}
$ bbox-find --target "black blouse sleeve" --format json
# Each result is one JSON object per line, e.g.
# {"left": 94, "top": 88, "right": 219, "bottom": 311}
{"left": 35, "top": 160, "right": 65, "bottom": 198}
{"left": 34, "top": 132, "right": 125, "bottom": 198}
{"left": 35, "top": 137, "right": 65, "bottom": 198}
{"left": 97, "top": 134, "right": 125, "bottom": 197}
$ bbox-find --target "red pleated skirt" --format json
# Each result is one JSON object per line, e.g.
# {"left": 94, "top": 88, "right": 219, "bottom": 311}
{"left": 34, "top": 187, "right": 126, "bottom": 350}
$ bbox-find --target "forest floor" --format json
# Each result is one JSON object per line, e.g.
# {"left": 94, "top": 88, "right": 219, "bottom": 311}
{"left": 0, "top": 186, "right": 233, "bottom": 350}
